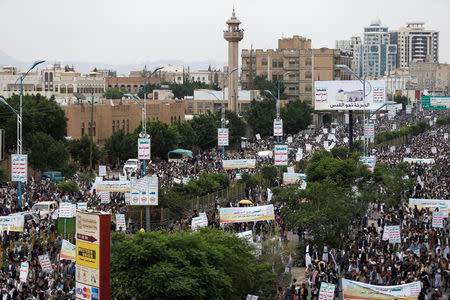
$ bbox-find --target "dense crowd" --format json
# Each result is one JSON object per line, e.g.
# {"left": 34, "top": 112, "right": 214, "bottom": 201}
{"left": 0, "top": 103, "right": 448, "bottom": 299}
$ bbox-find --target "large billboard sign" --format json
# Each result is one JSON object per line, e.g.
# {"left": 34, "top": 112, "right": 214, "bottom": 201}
{"left": 421, "top": 95, "right": 449, "bottom": 110}
{"left": 76, "top": 211, "right": 110, "bottom": 300}
{"left": 315, "top": 80, "right": 386, "bottom": 111}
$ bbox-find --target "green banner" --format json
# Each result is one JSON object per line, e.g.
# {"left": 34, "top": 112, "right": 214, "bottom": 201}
{"left": 421, "top": 95, "right": 449, "bottom": 110}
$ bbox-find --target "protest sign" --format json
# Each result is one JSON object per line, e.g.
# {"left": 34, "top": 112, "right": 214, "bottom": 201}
{"left": 432, "top": 211, "right": 444, "bottom": 228}
{"left": 283, "top": 173, "right": 306, "bottom": 185}
{"left": 19, "top": 262, "right": 29, "bottom": 283}
{"left": 223, "top": 159, "right": 256, "bottom": 170}
{"left": 342, "top": 279, "right": 420, "bottom": 300}
{"left": 274, "top": 144, "right": 288, "bottom": 166}
{"left": 191, "top": 214, "right": 208, "bottom": 231}
{"left": 318, "top": 282, "right": 335, "bottom": 300}
{"left": 60, "top": 239, "right": 76, "bottom": 261}
{"left": 220, "top": 205, "right": 275, "bottom": 224}
{"left": 116, "top": 214, "right": 126, "bottom": 231}
{"left": 39, "top": 254, "right": 52, "bottom": 273}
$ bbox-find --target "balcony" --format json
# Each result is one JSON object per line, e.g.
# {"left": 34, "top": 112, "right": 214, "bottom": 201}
{"left": 285, "top": 64, "right": 299, "bottom": 71}
{"left": 224, "top": 31, "right": 244, "bottom": 42}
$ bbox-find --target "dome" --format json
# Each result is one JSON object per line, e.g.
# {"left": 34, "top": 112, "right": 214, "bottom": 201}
{"left": 370, "top": 17, "right": 382, "bottom": 26}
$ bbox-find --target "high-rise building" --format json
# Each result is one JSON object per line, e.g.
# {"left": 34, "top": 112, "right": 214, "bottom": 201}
{"left": 335, "top": 36, "right": 362, "bottom": 77}
{"left": 224, "top": 9, "right": 244, "bottom": 112}
{"left": 390, "top": 22, "right": 439, "bottom": 68}
{"left": 362, "top": 17, "right": 397, "bottom": 78}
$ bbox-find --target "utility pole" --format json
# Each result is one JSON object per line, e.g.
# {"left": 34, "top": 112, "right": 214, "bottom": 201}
{"left": 89, "top": 92, "right": 94, "bottom": 171}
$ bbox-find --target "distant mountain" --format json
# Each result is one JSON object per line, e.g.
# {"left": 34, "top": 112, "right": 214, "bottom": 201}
{"left": 0, "top": 50, "right": 226, "bottom": 74}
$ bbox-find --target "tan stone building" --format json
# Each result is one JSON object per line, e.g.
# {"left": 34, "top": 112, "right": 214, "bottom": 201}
{"left": 105, "top": 76, "right": 161, "bottom": 95}
{"left": 410, "top": 61, "right": 450, "bottom": 94}
{"left": 241, "top": 36, "right": 352, "bottom": 104}
{"left": 63, "top": 99, "right": 185, "bottom": 144}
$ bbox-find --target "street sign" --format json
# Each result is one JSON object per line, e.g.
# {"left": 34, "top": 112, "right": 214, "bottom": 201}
{"left": 218, "top": 128, "right": 229, "bottom": 146}
{"left": 11, "top": 154, "right": 27, "bottom": 182}
{"left": 273, "top": 119, "right": 283, "bottom": 136}
{"left": 138, "top": 138, "right": 151, "bottom": 160}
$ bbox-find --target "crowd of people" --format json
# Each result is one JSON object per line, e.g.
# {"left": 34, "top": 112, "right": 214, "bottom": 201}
{"left": 0, "top": 102, "right": 447, "bottom": 299}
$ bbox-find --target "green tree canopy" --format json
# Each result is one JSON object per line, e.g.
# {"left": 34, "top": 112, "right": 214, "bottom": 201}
{"left": 134, "top": 120, "right": 179, "bottom": 160}
{"left": 104, "top": 87, "right": 128, "bottom": 99}
{"left": 111, "top": 228, "right": 276, "bottom": 300}
{"left": 69, "top": 135, "right": 103, "bottom": 169}
{"left": 105, "top": 130, "right": 137, "bottom": 166}
{"left": 188, "top": 113, "right": 218, "bottom": 150}
{"left": 280, "top": 99, "right": 313, "bottom": 134}
{"left": 244, "top": 98, "right": 276, "bottom": 137}
{"left": 29, "top": 132, "right": 69, "bottom": 172}
{"left": 253, "top": 75, "right": 286, "bottom": 99}
{"left": 172, "top": 121, "right": 198, "bottom": 150}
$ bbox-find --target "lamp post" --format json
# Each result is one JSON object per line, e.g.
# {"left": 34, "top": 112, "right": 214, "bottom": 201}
{"left": 335, "top": 64, "right": 371, "bottom": 156}
{"left": 14, "top": 60, "right": 45, "bottom": 208}
{"left": 142, "top": 67, "right": 163, "bottom": 139}
{"left": 207, "top": 91, "right": 227, "bottom": 159}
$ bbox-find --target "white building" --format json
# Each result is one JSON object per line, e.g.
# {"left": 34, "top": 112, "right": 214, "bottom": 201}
{"left": 189, "top": 70, "right": 211, "bottom": 84}
{"left": 390, "top": 22, "right": 439, "bottom": 68}
{"left": 362, "top": 17, "right": 397, "bottom": 78}
{"left": 159, "top": 65, "right": 184, "bottom": 84}
{"left": 0, "top": 63, "right": 105, "bottom": 105}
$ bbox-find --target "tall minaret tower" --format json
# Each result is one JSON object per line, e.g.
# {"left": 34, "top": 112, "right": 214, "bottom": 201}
{"left": 224, "top": 9, "right": 244, "bottom": 112}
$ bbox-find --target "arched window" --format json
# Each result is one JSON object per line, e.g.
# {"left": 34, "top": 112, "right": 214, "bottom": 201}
{"left": 81, "top": 122, "right": 85, "bottom": 136}
{"left": 112, "top": 120, "right": 115, "bottom": 132}
{"left": 126, "top": 120, "right": 129, "bottom": 133}
{"left": 122, "top": 120, "right": 125, "bottom": 130}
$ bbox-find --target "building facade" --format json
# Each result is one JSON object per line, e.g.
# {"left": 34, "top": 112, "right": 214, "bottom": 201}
{"left": 63, "top": 99, "right": 185, "bottom": 144}
{"left": 409, "top": 61, "right": 450, "bottom": 94}
{"left": 335, "top": 36, "right": 362, "bottom": 77}
{"left": 390, "top": 22, "right": 439, "bottom": 68}
{"left": 362, "top": 18, "right": 397, "bottom": 78}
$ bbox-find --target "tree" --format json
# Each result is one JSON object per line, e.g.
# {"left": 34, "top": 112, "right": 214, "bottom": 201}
{"left": 105, "top": 130, "right": 137, "bottom": 167}
{"left": 104, "top": 87, "right": 128, "bottom": 99}
{"left": 394, "top": 95, "right": 408, "bottom": 110}
{"left": 261, "top": 166, "right": 278, "bottom": 182}
{"left": 189, "top": 113, "right": 218, "bottom": 150}
{"left": 244, "top": 98, "right": 276, "bottom": 137}
{"left": 172, "top": 121, "right": 198, "bottom": 150}
{"left": 69, "top": 135, "right": 103, "bottom": 169}
{"left": 56, "top": 181, "right": 80, "bottom": 194}
{"left": 29, "top": 132, "right": 69, "bottom": 172}
{"left": 280, "top": 99, "right": 312, "bottom": 134}
{"left": 110, "top": 228, "right": 276, "bottom": 300}
{"left": 213, "top": 110, "right": 246, "bottom": 146}
{"left": 253, "top": 75, "right": 286, "bottom": 99}
{"left": 134, "top": 120, "right": 179, "bottom": 160}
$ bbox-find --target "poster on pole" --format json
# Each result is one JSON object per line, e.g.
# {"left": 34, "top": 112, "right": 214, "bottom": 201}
{"left": 318, "top": 282, "right": 335, "bottom": 300}
{"left": 116, "top": 214, "right": 126, "bottom": 231}
{"left": 39, "top": 254, "right": 52, "bottom": 273}
{"left": 19, "top": 262, "right": 29, "bottom": 283}
{"left": 432, "top": 212, "right": 444, "bottom": 228}
{"left": 60, "top": 203, "right": 76, "bottom": 218}
{"left": 296, "top": 149, "right": 303, "bottom": 161}
{"left": 273, "top": 119, "right": 283, "bottom": 136}
{"left": 314, "top": 80, "right": 386, "bottom": 111}
{"left": 342, "top": 279, "right": 420, "bottom": 300}
{"left": 274, "top": 144, "right": 288, "bottom": 166}
{"left": 364, "top": 122, "right": 375, "bottom": 139}
{"left": 220, "top": 205, "right": 275, "bottom": 224}
{"left": 138, "top": 138, "right": 151, "bottom": 160}
{"left": 11, "top": 154, "right": 27, "bottom": 182}
{"left": 98, "top": 165, "right": 107, "bottom": 177}
{"left": 218, "top": 128, "right": 229, "bottom": 146}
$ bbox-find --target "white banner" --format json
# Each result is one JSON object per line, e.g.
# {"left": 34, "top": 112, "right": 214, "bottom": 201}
{"left": 283, "top": 172, "right": 306, "bottom": 185}
{"left": 220, "top": 205, "right": 275, "bottom": 224}
{"left": 273, "top": 119, "right": 283, "bottom": 136}
{"left": 314, "top": 80, "right": 386, "bottom": 111}
{"left": 274, "top": 144, "right": 288, "bottom": 166}
{"left": 318, "top": 282, "right": 335, "bottom": 300}
{"left": 403, "top": 158, "right": 435, "bottom": 164}
{"left": 138, "top": 138, "right": 151, "bottom": 160}
{"left": 11, "top": 154, "right": 27, "bottom": 182}
{"left": 218, "top": 128, "right": 229, "bottom": 146}
{"left": 223, "top": 159, "right": 256, "bottom": 170}
{"left": 409, "top": 198, "right": 449, "bottom": 216}
{"left": 0, "top": 215, "right": 25, "bottom": 232}
{"left": 98, "top": 165, "right": 106, "bottom": 177}
{"left": 116, "top": 214, "right": 126, "bottom": 231}
{"left": 39, "top": 254, "right": 52, "bottom": 273}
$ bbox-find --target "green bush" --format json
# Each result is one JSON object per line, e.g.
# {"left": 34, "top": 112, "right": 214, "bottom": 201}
{"left": 56, "top": 181, "right": 80, "bottom": 194}
{"left": 436, "top": 115, "right": 450, "bottom": 126}
{"left": 375, "top": 121, "right": 430, "bottom": 144}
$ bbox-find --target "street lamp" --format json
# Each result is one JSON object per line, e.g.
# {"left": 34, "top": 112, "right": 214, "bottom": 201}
{"left": 14, "top": 60, "right": 45, "bottom": 208}
{"left": 335, "top": 64, "right": 372, "bottom": 156}
{"left": 207, "top": 91, "right": 227, "bottom": 159}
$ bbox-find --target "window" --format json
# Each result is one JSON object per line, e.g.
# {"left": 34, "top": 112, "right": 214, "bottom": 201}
{"left": 305, "top": 58, "right": 312, "bottom": 66}
{"left": 305, "top": 71, "right": 312, "bottom": 79}
{"left": 122, "top": 120, "right": 125, "bottom": 130}
{"left": 305, "top": 84, "right": 312, "bottom": 92}
{"left": 261, "top": 59, "right": 267, "bottom": 66}
{"left": 126, "top": 120, "right": 129, "bottom": 133}
{"left": 197, "top": 103, "right": 204, "bottom": 114}
{"left": 187, "top": 102, "right": 194, "bottom": 114}
{"left": 81, "top": 122, "right": 85, "bottom": 136}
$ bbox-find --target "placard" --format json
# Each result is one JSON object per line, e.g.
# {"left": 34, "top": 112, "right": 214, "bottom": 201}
{"left": 287, "top": 166, "right": 295, "bottom": 173}
{"left": 39, "top": 254, "right": 52, "bottom": 273}
{"left": 432, "top": 212, "right": 444, "bottom": 228}
{"left": 287, "top": 136, "right": 293, "bottom": 143}
{"left": 60, "top": 203, "right": 76, "bottom": 218}
{"left": 274, "top": 144, "right": 288, "bottom": 166}
{"left": 77, "top": 202, "right": 87, "bottom": 210}
{"left": 191, "top": 214, "right": 208, "bottom": 231}
{"left": 305, "top": 144, "right": 312, "bottom": 152}
{"left": 255, "top": 134, "right": 261, "bottom": 140}
{"left": 98, "top": 165, "right": 106, "bottom": 177}
{"left": 360, "top": 156, "right": 376, "bottom": 172}
{"left": 100, "top": 191, "right": 110, "bottom": 204}
{"left": 138, "top": 138, "right": 151, "bottom": 160}
{"left": 273, "top": 119, "right": 283, "bottom": 136}
{"left": 11, "top": 154, "right": 27, "bottom": 182}
{"left": 319, "top": 282, "right": 335, "bottom": 300}
{"left": 218, "top": 128, "right": 229, "bottom": 146}
{"left": 431, "top": 147, "right": 437, "bottom": 154}
{"left": 19, "top": 262, "right": 29, "bottom": 283}
{"left": 116, "top": 214, "right": 126, "bottom": 231}
{"left": 364, "top": 122, "right": 375, "bottom": 139}
{"left": 296, "top": 149, "right": 303, "bottom": 161}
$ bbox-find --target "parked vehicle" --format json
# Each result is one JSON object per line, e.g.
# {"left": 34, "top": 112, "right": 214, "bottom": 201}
{"left": 31, "top": 201, "right": 58, "bottom": 218}
{"left": 123, "top": 159, "right": 141, "bottom": 176}
{"left": 41, "top": 171, "right": 65, "bottom": 182}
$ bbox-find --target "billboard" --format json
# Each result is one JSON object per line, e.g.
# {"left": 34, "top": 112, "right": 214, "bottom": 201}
{"left": 315, "top": 80, "right": 386, "bottom": 111}
{"left": 421, "top": 95, "right": 450, "bottom": 110}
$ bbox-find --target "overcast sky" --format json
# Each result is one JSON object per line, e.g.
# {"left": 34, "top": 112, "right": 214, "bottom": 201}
{"left": 1, "top": 0, "right": 450, "bottom": 67}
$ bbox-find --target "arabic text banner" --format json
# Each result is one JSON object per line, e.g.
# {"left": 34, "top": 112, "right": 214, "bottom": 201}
{"left": 222, "top": 159, "right": 256, "bottom": 170}
{"left": 220, "top": 205, "right": 275, "bottom": 224}
{"left": 408, "top": 198, "right": 449, "bottom": 216}
{"left": 342, "top": 279, "right": 420, "bottom": 300}
{"left": 283, "top": 172, "right": 306, "bottom": 184}
{"left": 315, "top": 80, "right": 386, "bottom": 111}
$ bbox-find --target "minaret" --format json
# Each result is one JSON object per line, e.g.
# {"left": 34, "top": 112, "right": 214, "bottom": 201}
{"left": 224, "top": 9, "right": 244, "bottom": 112}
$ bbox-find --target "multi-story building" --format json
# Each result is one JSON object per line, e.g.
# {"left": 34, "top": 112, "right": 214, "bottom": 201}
{"left": 63, "top": 99, "right": 185, "bottom": 144}
{"left": 390, "top": 22, "right": 439, "bottom": 68}
{"left": 409, "top": 61, "right": 450, "bottom": 94}
{"left": 105, "top": 75, "right": 161, "bottom": 96}
{"left": 189, "top": 70, "right": 211, "bottom": 84}
{"left": 362, "top": 18, "right": 397, "bottom": 78}
{"left": 0, "top": 63, "right": 105, "bottom": 104}
{"left": 241, "top": 36, "right": 351, "bottom": 104}
{"left": 335, "top": 37, "right": 363, "bottom": 77}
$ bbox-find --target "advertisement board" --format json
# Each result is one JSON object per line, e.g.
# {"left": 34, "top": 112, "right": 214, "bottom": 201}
{"left": 274, "top": 144, "right": 288, "bottom": 166}
{"left": 219, "top": 205, "right": 275, "bottom": 224}
{"left": 11, "top": 154, "right": 27, "bottom": 182}
{"left": 75, "top": 282, "right": 100, "bottom": 300}
{"left": 222, "top": 159, "right": 256, "bottom": 170}
{"left": 129, "top": 176, "right": 158, "bottom": 206}
{"left": 217, "top": 128, "right": 229, "bottom": 146}
{"left": 137, "top": 138, "right": 151, "bottom": 160}
{"left": 273, "top": 119, "right": 283, "bottom": 136}
{"left": 342, "top": 279, "right": 420, "bottom": 300}
{"left": 421, "top": 95, "right": 450, "bottom": 110}
{"left": 314, "top": 80, "right": 386, "bottom": 111}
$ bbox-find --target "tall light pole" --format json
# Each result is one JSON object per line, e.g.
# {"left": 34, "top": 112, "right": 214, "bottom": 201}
{"left": 14, "top": 60, "right": 45, "bottom": 208}
{"left": 335, "top": 64, "right": 371, "bottom": 156}
{"left": 143, "top": 67, "right": 163, "bottom": 138}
